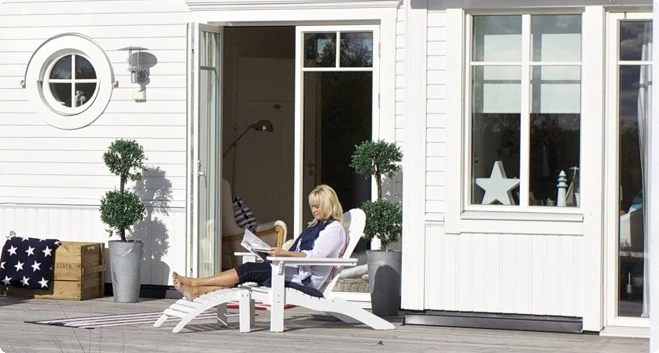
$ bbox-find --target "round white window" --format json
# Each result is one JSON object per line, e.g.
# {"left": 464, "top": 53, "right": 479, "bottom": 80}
{"left": 24, "top": 34, "right": 114, "bottom": 130}
{"left": 43, "top": 54, "right": 99, "bottom": 115}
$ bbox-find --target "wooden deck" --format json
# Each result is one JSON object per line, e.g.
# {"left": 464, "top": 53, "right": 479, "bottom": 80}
{"left": 0, "top": 296, "right": 649, "bottom": 353}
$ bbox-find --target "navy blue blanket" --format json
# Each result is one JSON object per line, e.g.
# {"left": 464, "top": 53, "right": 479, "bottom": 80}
{"left": 0, "top": 237, "right": 61, "bottom": 290}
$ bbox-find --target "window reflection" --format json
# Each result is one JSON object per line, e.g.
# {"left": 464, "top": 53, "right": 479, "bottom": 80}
{"left": 51, "top": 56, "right": 72, "bottom": 80}
{"left": 340, "top": 32, "right": 373, "bottom": 67}
{"left": 304, "top": 33, "right": 336, "bottom": 67}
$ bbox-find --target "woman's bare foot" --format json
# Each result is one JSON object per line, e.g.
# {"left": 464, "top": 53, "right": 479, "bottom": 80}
{"left": 172, "top": 272, "right": 193, "bottom": 286}
{"left": 179, "top": 284, "right": 197, "bottom": 301}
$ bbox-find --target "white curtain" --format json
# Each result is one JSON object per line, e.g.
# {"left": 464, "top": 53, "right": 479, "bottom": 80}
{"left": 638, "top": 23, "right": 653, "bottom": 318}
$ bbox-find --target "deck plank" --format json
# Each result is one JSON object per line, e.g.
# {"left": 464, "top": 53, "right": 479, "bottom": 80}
{"left": 0, "top": 296, "right": 649, "bottom": 353}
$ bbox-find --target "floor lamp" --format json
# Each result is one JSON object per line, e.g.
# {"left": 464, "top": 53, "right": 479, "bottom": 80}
{"left": 223, "top": 119, "right": 274, "bottom": 191}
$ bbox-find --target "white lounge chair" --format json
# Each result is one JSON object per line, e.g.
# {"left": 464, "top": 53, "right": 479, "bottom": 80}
{"left": 154, "top": 208, "right": 395, "bottom": 333}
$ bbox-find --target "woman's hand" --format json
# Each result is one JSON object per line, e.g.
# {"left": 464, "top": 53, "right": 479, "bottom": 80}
{"left": 267, "top": 247, "right": 306, "bottom": 258}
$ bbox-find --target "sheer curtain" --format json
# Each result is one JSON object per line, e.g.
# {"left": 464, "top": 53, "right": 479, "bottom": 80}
{"left": 638, "top": 23, "right": 652, "bottom": 318}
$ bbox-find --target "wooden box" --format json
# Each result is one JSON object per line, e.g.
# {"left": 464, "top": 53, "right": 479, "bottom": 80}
{"left": 8, "top": 241, "right": 106, "bottom": 300}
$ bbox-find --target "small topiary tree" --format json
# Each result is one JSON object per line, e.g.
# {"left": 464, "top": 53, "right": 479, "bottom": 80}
{"left": 100, "top": 139, "right": 147, "bottom": 242}
{"left": 350, "top": 140, "right": 403, "bottom": 199}
{"left": 350, "top": 139, "right": 403, "bottom": 250}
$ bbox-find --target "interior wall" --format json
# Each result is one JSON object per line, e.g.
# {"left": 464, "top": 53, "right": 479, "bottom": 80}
{"left": 222, "top": 27, "right": 296, "bottom": 238}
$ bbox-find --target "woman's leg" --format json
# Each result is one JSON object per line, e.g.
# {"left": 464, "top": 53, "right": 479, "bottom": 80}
{"left": 177, "top": 284, "right": 228, "bottom": 301}
{"left": 173, "top": 269, "right": 239, "bottom": 288}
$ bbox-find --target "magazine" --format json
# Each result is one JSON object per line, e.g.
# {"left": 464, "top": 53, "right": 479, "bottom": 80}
{"left": 240, "top": 228, "right": 272, "bottom": 262}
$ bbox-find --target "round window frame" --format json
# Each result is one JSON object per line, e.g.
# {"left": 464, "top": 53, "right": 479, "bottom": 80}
{"left": 24, "top": 33, "right": 115, "bottom": 130}
{"left": 42, "top": 52, "right": 101, "bottom": 116}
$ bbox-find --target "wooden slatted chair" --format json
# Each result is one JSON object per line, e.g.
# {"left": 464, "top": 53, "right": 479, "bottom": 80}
{"left": 154, "top": 208, "right": 394, "bottom": 333}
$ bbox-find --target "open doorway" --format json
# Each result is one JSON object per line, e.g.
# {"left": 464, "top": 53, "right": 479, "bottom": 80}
{"left": 221, "top": 25, "right": 375, "bottom": 278}
{"left": 222, "top": 27, "right": 296, "bottom": 233}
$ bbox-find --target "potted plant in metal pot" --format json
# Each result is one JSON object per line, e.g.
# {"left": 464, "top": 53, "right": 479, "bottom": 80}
{"left": 100, "top": 139, "right": 147, "bottom": 303}
{"left": 350, "top": 139, "right": 403, "bottom": 316}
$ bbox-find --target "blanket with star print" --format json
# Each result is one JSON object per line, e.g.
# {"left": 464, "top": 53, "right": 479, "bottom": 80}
{"left": 0, "top": 237, "right": 61, "bottom": 290}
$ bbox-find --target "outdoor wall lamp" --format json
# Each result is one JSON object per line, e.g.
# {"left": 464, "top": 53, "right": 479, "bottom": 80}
{"left": 118, "top": 46, "right": 149, "bottom": 102}
{"left": 119, "top": 46, "right": 150, "bottom": 84}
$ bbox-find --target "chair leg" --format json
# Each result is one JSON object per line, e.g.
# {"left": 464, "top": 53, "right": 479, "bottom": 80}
{"left": 217, "top": 303, "right": 229, "bottom": 326}
{"left": 239, "top": 290, "right": 254, "bottom": 332}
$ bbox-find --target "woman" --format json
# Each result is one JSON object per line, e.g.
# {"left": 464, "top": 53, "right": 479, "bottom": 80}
{"left": 173, "top": 184, "right": 347, "bottom": 301}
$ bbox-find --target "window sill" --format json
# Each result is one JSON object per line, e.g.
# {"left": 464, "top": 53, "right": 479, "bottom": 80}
{"left": 443, "top": 208, "right": 584, "bottom": 236}
{"left": 460, "top": 209, "right": 583, "bottom": 223}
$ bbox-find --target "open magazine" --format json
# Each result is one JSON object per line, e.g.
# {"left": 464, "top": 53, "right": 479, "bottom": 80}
{"left": 240, "top": 228, "right": 272, "bottom": 262}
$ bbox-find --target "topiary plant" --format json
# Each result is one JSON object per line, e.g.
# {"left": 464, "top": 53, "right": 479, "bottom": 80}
{"left": 100, "top": 139, "right": 147, "bottom": 242}
{"left": 350, "top": 139, "right": 403, "bottom": 250}
{"left": 360, "top": 198, "right": 402, "bottom": 249}
{"left": 350, "top": 140, "right": 403, "bottom": 199}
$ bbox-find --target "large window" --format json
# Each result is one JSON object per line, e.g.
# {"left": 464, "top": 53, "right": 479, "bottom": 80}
{"left": 469, "top": 14, "right": 582, "bottom": 208}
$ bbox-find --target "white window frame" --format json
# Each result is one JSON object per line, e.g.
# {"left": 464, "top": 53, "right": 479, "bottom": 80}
{"left": 445, "top": 8, "right": 605, "bottom": 235}
{"left": 43, "top": 53, "right": 100, "bottom": 115}
{"left": 603, "top": 10, "right": 653, "bottom": 332}
{"left": 23, "top": 33, "right": 115, "bottom": 130}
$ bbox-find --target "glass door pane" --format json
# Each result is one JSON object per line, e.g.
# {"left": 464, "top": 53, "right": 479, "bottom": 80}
{"left": 195, "top": 25, "right": 222, "bottom": 278}
{"left": 297, "top": 26, "right": 377, "bottom": 296}
{"left": 617, "top": 20, "right": 652, "bottom": 318}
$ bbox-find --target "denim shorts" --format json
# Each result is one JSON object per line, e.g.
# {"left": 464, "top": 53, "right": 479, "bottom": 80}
{"left": 234, "top": 262, "right": 323, "bottom": 298}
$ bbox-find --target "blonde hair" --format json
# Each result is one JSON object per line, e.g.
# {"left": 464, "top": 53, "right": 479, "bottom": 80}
{"left": 308, "top": 184, "right": 344, "bottom": 226}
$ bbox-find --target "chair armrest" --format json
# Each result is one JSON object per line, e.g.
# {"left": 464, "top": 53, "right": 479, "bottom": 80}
{"left": 267, "top": 257, "right": 357, "bottom": 275}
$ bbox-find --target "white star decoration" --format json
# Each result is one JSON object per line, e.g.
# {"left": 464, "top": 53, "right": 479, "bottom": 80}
{"left": 26, "top": 246, "right": 35, "bottom": 256}
{"left": 42, "top": 246, "right": 53, "bottom": 257}
{"left": 31, "top": 261, "right": 41, "bottom": 272}
{"left": 14, "top": 261, "right": 24, "bottom": 271}
{"left": 1, "top": 276, "right": 10, "bottom": 285}
{"left": 475, "top": 161, "right": 520, "bottom": 205}
{"left": 7, "top": 245, "right": 17, "bottom": 256}
{"left": 21, "top": 276, "right": 30, "bottom": 287}
{"left": 0, "top": 261, "right": 4, "bottom": 269}
{"left": 38, "top": 277, "right": 49, "bottom": 288}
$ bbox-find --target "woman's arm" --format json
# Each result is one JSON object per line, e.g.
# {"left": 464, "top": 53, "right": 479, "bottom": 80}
{"left": 301, "top": 222, "right": 345, "bottom": 259}
{"left": 267, "top": 247, "right": 306, "bottom": 257}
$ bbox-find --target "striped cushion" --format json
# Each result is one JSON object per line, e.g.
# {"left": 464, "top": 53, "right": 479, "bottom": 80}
{"left": 233, "top": 196, "right": 257, "bottom": 230}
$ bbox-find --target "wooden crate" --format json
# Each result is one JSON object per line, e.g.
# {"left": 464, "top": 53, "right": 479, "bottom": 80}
{"left": 8, "top": 241, "right": 106, "bottom": 300}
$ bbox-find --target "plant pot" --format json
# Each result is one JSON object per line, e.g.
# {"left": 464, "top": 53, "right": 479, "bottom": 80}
{"left": 366, "top": 250, "right": 401, "bottom": 316}
{"left": 109, "top": 240, "right": 144, "bottom": 303}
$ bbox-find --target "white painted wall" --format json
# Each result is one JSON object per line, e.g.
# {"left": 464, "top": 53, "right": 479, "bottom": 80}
{"left": 416, "top": 7, "right": 585, "bottom": 323}
{"left": 0, "top": 0, "right": 192, "bottom": 285}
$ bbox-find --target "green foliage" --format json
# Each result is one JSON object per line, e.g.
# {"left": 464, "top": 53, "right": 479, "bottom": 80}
{"left": 99, "top": 139, "right": 147, "bottom": 241}
{"left": 361, "top": 199, "right": 402, "bottom": 249}
{"left": 350, "top": 139, "right": 403, "bottom": 250}
{"left": 103, "top": 139, "right": 147, "bottom": 185}
{"left": 350, "top": 140, "right": 403, "bottom": 199}
{"left": 100, "top": 191, "right": 146, "bottom": 240}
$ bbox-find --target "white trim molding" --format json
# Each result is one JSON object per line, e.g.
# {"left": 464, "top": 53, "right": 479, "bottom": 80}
{"left": 186, "top": 0, "right": 401, "bottom": 11}
{"left": 23, "top": 33, "right": 115, "bottom": 130}
{"left": 401, "top": 0, "right": 428, "bottom": 311}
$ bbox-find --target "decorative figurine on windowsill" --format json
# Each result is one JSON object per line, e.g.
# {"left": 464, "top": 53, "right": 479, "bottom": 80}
{"left": 476, "top": 161, "right": 520, "bottom": 205}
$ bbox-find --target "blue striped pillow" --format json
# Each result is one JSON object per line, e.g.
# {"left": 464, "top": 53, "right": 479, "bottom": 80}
{"left": 232, "top": 197, "right": 257, "bottom": 230}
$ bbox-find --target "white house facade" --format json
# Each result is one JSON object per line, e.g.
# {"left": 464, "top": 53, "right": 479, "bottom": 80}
{"left": 0, "top": 0, "right": 656, "bottom": 339}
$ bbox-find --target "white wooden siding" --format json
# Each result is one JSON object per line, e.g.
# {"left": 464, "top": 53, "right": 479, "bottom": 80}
{"left": 421, "top": 10, "right": 583, "bottom": 320}
{"left": 395, "top": 7, "right": 406, "bottom": 148}
{"left": 426, "top": 10, "right": 446, "bottom": 216}
{"left": 425, "top": 224, "right": 583, "bottom": 318}
{"left": 0, "top": 0, "right": 191, "bottom": 286}
{"left": 0, "top": 206, "right": 187, "bottom": 286}
{"left": 0, "top": 0, "right": 190, "bottom": 206}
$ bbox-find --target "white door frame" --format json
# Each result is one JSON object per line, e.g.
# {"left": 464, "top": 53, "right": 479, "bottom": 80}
{"left": 604, "top": 10, "right": 652, "bottom": 330}
{"left": 294, "top": 24, "right": 381, "bottom": 239}
{"left": 188, "top": 23, "right": 224, "bottom": 278}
